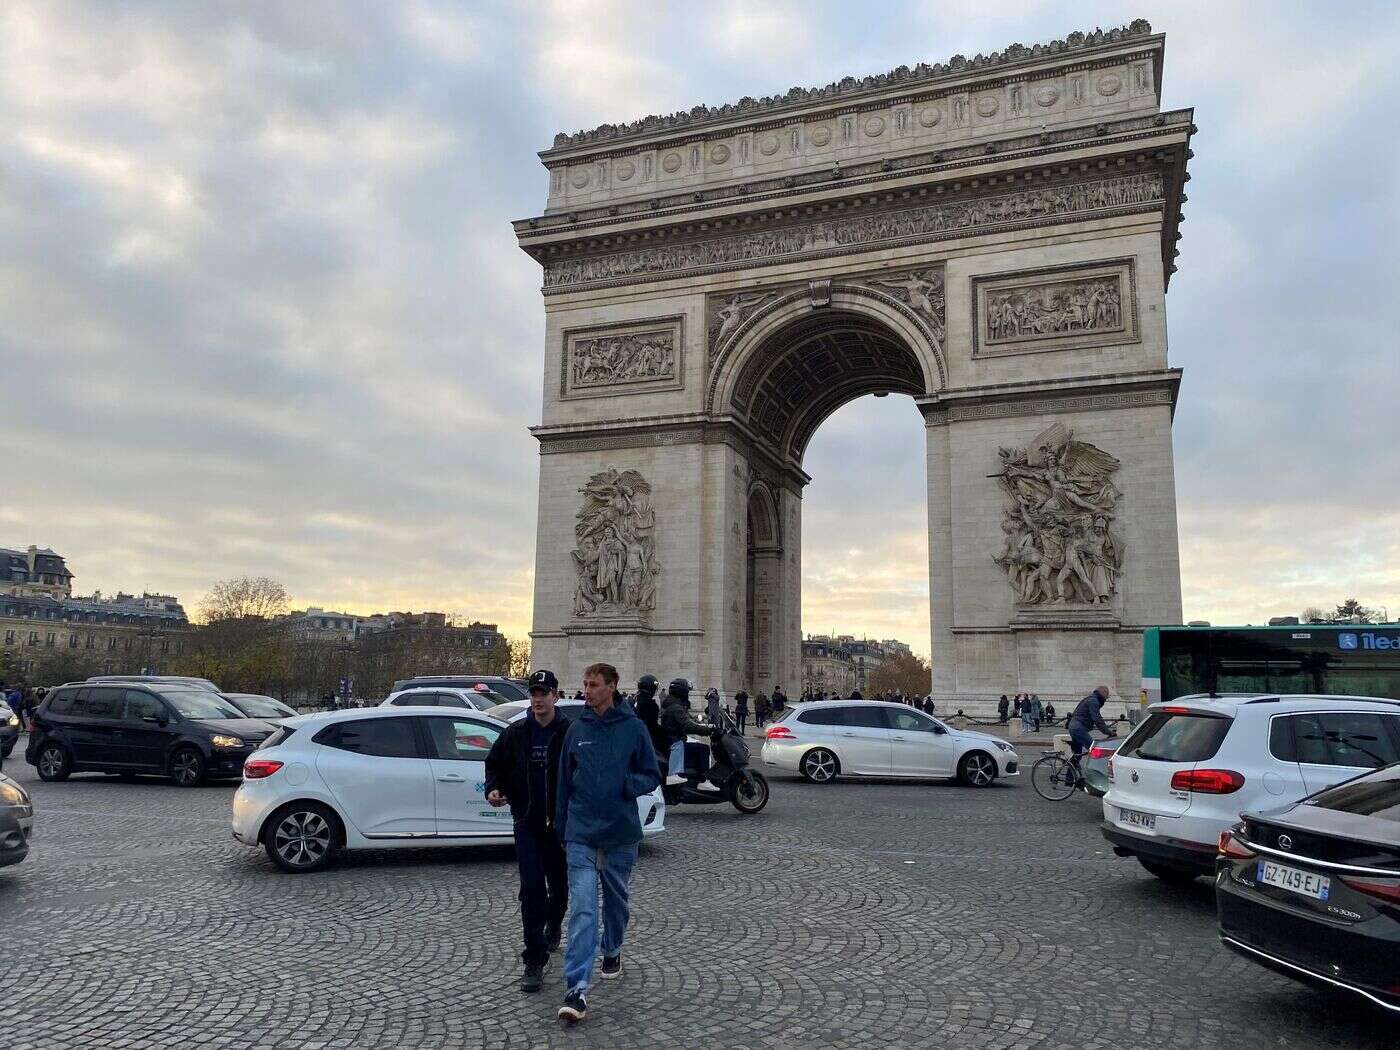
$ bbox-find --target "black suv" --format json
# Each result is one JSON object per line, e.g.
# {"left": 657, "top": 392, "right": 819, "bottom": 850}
{"left": 389, "top": 675, "right": 529, "bottom": 702}
{"left": 26, "top": 682, "right": 277, "bottom": 786}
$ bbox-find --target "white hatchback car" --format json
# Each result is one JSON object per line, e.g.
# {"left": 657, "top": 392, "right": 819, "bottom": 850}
{"left": 1102, "top": 694, "right": 1400, "bottom": 882}
{"left": 762, "top": 700, "right": 1019, "bottom": 786}
{"left": 380, "top": 686, "right": 500, "bottom": 712}
{"left": 232, "top": 706, "right": 665, "bottom": 873}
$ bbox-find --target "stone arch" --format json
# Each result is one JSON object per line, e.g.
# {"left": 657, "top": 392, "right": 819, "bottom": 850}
{"left": 745, "top": 479, "right": 782, "bottom": 553}
{"left": 707, "top": 283, "right": 945, "bottom": 463}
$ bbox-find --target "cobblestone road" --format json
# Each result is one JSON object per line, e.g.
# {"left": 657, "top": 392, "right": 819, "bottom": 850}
{"left": 0, "top": 749, "right": 1391, "bottom": 1049}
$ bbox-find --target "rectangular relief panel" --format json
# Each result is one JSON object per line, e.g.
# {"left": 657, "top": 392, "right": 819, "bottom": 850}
{"left": 561, "top": 315, "right": 685, "bottom": 400}
{"left": 972, "top": 258, "right": 1138, "bottom": 358}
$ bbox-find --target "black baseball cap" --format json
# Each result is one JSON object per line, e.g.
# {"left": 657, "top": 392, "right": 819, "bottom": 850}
{"left": 528, "top": 670, "right": 559, "bottom": 693}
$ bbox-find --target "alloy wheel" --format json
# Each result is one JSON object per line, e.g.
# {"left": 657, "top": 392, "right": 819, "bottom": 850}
{"left": 803, "top": 750, "right": 836, "bottom": 783}
{"left": 963, "top": 752, "right": 995, "bottom": 787}
{"left": 171, "top": 751, "right": 201, "bottom": 786}
{"left": 39, "top": 747, "right": 65, "bottom": 779}
{"left": 274, "top": 811, "right": 331, "bottom": 869}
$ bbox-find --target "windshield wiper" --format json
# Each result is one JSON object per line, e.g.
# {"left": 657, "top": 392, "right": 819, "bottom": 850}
{"left": 1133, "top": 749, "right": 1172, "bottom": 761}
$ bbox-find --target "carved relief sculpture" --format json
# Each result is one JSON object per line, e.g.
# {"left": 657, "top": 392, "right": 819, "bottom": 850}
{"left": 868, "top": 269, "right": 945, "bottom": 344}
{"left": 544, "top": 173, "right": 1162, "bottom": 290}
{"left": 571, "top": 332, "right": 676, "bottom": 388}
{"left": 986, "top": 277, "right": 1121, "bottom": 341}
{"left": 991, "top": 423, "right": 1123, "bottom": 605}
{"left": 572, "top": 469, "right": 661, "bottom": 619}
{"left": 709, "top": 292, "right": 779, "bottom": 352}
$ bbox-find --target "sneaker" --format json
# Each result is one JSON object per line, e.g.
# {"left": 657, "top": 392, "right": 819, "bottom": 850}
{"left": 600, "top": 954, "right": 622, "bottom": 980}
{"left": 521, "top": 964, "right": 544, "bottom": 993}
{"left": 558, "top": 990, "right": 587, "bottom": 1023}
{"left": 546, "top": 925, "right": 562, "bottom": 954}
{"left": 664, "top": 773, "right": 687, "bottom": 786}
{"left": 694, "top": 780, "right": 723, "bottom": 793}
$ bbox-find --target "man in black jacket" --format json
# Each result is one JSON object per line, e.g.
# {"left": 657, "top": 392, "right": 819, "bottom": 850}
{"left": 659, "top": 679, "right": 719, "bottom": 791}
{"left": 485, "top": 669, "right": 572, "bottom": 993}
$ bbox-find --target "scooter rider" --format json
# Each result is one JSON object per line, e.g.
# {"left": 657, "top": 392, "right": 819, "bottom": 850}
{"left": 660, "top": 679, "right": 721, "bottom": 792}
{"left": 634, "top": 674, "right": 665, "bottom": 756}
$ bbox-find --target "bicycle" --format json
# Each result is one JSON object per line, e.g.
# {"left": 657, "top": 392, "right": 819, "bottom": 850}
{"left": 1031, "top": 749, "right": 1083, "bottom": 800}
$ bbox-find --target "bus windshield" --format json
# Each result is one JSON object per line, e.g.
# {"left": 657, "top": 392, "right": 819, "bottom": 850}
{"left": 1141, "top": 625, "right": 1400, "bottom": 705}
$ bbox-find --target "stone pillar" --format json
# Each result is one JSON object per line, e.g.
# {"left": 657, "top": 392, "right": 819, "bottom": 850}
{"left": 925, "top": 416, "right": 956, "bottom": 696}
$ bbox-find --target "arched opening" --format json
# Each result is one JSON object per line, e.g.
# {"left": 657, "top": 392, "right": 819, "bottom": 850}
{"left": 726, "top": 306, "right": 938, "bottom": 697}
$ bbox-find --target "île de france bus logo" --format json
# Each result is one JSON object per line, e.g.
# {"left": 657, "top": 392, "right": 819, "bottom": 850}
{"left": 1338, "top": 632, "right": 1359, "bottom": 650}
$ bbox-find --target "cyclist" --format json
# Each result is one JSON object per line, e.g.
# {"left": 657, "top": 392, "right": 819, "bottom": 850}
{"left": 1066, "top": 685, "right": 1115, "bottom": 783}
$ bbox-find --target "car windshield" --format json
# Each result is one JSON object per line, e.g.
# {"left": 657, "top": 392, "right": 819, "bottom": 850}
{"left": 232, "top": 695, "right": 296, "bottom": 718}
{"left": 160, "top": 690, "right": 245, "bottom": 720}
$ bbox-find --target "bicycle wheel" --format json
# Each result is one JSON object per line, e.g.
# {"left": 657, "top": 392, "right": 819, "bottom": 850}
{"left": 1031, "top": 754, "right": 1077, "bottom": 801}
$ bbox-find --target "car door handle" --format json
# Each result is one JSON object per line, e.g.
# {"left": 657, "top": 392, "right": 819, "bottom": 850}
{"left": 436, "top": 774, "right": 465, "bottom": 783}
{"left": 840, "top": 732, "right": 858, "bottom": 737}
{"left": 891, "top": 735, "right": 907, "bottom": 741}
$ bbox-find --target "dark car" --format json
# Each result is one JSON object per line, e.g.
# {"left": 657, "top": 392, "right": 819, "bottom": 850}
{"left": 1216, "top": 763, "right": 1400, "bottom": 1016}
{"left": 88, "top": 674, "right": 221, "bottom": 691}
{"left": 1, "top": 704, "right": 18, "bottom": 759}
{"left": 0, "top": 771, "right": 33, "bottom": 868}
{"left": 389, "top": 675, "right": 529, "bottom": 703}
{"left": 26, "top": 682, "right": 277, "bottom": 787}
{"left": 222, "top": 693, "right": 299, "bottom": 722}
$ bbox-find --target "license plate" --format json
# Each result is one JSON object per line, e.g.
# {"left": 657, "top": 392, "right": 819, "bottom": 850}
{"left": 1257, "top": 860, "right": 1330, "bottom": 901}
{"left": 1119, "top": 807, "right": 1156, "bottom": 831}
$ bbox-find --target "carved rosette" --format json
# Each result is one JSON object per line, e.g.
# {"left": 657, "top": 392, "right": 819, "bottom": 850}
{"left": 991, "top": 423, "right": 1124, "bottom": 607}
{"left": 571, "top": 469, "right": 661, "bottom": 620}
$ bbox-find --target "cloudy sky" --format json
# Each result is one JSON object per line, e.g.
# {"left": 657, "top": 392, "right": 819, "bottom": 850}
{"left": 5, "top": 1, "right": 1399, "bottom": 654}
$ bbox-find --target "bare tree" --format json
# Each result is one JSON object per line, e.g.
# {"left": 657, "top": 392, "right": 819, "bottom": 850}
{"left": 1299, "top": 606, "right": 1329, "bottom": 624}
{"left": 199, "top": 577, "right": 289, "bottom": 623}
{"left": 506, "top": 635, "right": 532, "bottom": 678}
{"left": 867, "top": 650, "right": 933, "bottom": 696}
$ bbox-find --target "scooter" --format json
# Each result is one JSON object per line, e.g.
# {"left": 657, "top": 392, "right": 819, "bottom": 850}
{"left": 662, "top": 710, "right": 770, "bottom": 814}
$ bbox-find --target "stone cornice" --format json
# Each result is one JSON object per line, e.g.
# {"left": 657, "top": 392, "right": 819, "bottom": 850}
{"left": 544, "top": 20, "right": 1157, "bottom": 154}
{"left": 516, "top": 108, "right": 1193, "bottom": 242}
{"left": 918, "top": 368, "right": 1182, "bottom": 425}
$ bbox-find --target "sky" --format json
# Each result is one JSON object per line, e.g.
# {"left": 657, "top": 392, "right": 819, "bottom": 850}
{"left": 4, "top": 1, "right": 1399, "bottom": 655}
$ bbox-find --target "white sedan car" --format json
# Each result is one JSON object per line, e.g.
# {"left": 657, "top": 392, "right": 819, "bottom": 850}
{"left": 762, "top": 700, "right": 1019, "bottom": 786}
{"left": 233, "top": 706, "right": 664, "bottom": 873}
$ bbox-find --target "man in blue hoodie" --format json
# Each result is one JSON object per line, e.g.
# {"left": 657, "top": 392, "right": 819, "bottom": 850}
{"left": 555, "top": 662, "right": 660, "bottom": 1025}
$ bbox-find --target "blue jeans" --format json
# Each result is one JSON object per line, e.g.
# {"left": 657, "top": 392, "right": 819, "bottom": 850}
{"left": 667, "top": 739, "right": 685, "bottom": 778}
{"left": 563, "top": 841, "right": 639, "bottom": 994}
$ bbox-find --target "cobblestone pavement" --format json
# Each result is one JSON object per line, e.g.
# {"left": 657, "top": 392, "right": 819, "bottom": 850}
{"left": 0, "top": 749, "right": 1392, "bottom": 1049}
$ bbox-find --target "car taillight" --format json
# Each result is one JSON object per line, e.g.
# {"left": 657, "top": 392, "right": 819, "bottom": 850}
{"left": 243, "top": 758, "right": 283, "bottom": 779}
{"left": 1217, "top": 828, "right": 1256, "bottom": 859}
{"left": 766, "top": 725, "right": 794, "bottom": 740}
{"left": 1089, "top": 745, "right": 1110, "bottom": 759}
{"left": 1339, "top": 876, "right": 1400, "bottom": 903}
{"left": 1171, "top": 768, "right": 1245, "bottom": 793}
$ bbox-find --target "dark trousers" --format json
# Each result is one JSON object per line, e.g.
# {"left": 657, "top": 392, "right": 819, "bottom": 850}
{"left": 736, "top": 711, "right": 747, "bottom": 732}
{"left": 514, "top": 821, "right": 568, "bottom": 966}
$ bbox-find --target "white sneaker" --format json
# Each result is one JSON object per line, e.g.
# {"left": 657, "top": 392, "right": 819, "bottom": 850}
{"left": 695, "top": 781, "right": 723, "bottom": 793}
{"left": 665, "top": 774, "right": 687, "bottom": 786}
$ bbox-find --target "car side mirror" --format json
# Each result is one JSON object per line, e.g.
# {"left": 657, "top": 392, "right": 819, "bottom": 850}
{"left": 932, "top": 725, "right": 947, "bottom": 735}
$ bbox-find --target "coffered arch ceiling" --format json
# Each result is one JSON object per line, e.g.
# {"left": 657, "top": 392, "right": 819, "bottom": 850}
{"left": 729, "top": 310, "right": 926, "bottom": 464}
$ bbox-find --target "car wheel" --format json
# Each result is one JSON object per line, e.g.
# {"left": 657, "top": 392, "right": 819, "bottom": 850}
{"left": 1138, "top": 858, "right": 1200, "bottom": 884}
{"left": 37, "top": 743, "right": 72, "bottom": 782}
{"left": 264, "top": 802, "right": 340, "bottom": 873}
{"left": 957, "top": 751, "right": 996, "bottom": 787}
{"left": 168, "top": 747, "right": 206, "bottom": 787}
{"left": 800, "top": 748, "right": 839, "bottom": 784}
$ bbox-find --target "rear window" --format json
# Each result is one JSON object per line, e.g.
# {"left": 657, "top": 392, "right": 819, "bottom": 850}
{"left": 258, "top": 726, "right": 296, "bottom": 750}
{"left": 318, "top": 717, "right": 420, "bottom": 758}
{"left": 1305, "top": 764, "right": 1400, "bottom": 822}
{"left": 1291, "top": 712, "right": 1400, "bottom": 770}
{"left": 796, "top": 708, "right": 842, "bottom": 726}
{"left": 1118, "top": 711, "right": 1232, "bottom": 763}
{"left": 45, "top": 689, "right": 79, "bottom": 715}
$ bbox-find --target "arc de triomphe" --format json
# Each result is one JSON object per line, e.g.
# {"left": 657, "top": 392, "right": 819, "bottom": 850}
{"left": 514, "top": 20, "right": 1189, "bottom": 703}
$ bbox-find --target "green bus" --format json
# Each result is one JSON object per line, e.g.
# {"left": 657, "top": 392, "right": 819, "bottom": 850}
{"left": 1140, "top": 624, "right": 1400, "bottom": 707}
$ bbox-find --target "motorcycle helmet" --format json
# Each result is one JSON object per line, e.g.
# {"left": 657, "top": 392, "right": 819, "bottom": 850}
{"left": 637, "top": 674, "right": 659, "bottom": 698}
{"left": 667, "top": 677, "right": 692, "bottom": 699}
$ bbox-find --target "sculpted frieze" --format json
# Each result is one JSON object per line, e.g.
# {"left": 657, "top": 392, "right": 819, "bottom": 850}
{"left": 562, "top": 318, "right": 683, "bottom": 398}
{"left": 973, "top": 259, "right": 1138, "bottom": 357}
{"left": 992, "top": 423, "right": 1124, "bottom": 606}
{"left": 544, "top": 173, "right": 1163, "bottom": 291}
{"left": 571, "top": 469, "right": 661, "bottom": 619}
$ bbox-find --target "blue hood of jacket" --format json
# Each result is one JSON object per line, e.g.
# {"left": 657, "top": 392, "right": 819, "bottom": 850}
{"left": 556, "top": 701, "right": 661, "bottom": 849}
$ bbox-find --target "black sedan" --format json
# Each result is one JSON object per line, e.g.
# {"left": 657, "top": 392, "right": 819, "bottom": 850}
{"left": 1216, "top": 762, "right": 1400, "bottom": 1015}
{"left": 0, "top": 771, "right": 33, "bottom": 868}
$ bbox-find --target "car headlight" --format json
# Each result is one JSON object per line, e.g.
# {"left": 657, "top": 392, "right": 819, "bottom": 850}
{"left": 0, "top": 782, "right": 26, "bottom": 806}
{"left": 210, "top": 734, "right": 244, "bottom": 748}
{"left": 5, "top": 712, "right": 17, "bottom": 728}
{"left": 994, "top": 740, "right": 1015, "bottom": 753}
